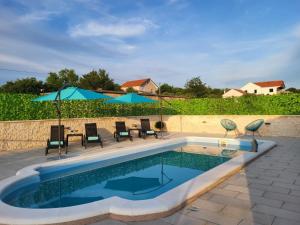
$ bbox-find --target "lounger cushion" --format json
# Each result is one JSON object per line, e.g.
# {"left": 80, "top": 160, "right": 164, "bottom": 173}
{"left": 87, "top": 136, "right": 99, "bottom": 141}
{"left": 50, "top": 141, "right": 64, "bottom": 146}
{"left": 119, "top": 132, "right": 129, "bottom": 136}
{"left": 146, "top": 130, "right": 155, "bottom": 134}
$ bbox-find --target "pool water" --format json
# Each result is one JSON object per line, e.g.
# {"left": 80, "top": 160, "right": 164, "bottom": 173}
{"left": 4, "top": 148, "right": 230, "bottom": 208}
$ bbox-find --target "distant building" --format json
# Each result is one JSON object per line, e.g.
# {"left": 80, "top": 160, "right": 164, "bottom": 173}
{"left": 120, "top": 78, "right": 158, "bottom": 94}
{"left": 223, "top": 80, "right": 285, "bottom": 98}
{"left": 222, "top": 89, "right": 245, "bottom": 98}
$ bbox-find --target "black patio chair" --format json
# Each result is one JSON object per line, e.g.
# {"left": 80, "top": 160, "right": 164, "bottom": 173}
{"left": 114, "top": 121, "right": 132, "bottom": 142}
{"left": 84, "top": 123, "right": 103, "bottom": 148}
{"left": 140, "top": 119, "right": 158, "bottom": 139}
{"left": 45, "top": 125, "right": 66, "bottom": 155}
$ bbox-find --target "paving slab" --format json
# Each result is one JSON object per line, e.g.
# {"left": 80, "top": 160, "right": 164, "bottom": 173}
{"left": 0, "top": 134, "right": 299, "bottom": 225}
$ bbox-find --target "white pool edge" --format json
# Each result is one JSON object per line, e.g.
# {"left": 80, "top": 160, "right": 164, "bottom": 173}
{"left": 0, "top": 136, "right": 276, "bottom": 225}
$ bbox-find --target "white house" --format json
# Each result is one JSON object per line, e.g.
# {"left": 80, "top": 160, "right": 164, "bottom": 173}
{"left": 241, "top": 80, "right": 285, "bottom": 95}
{"left": 223, "top": 80, "right": 285, "bottom": 98}
{"left": 120, "top": 78, "right": 158, "bottom": 94}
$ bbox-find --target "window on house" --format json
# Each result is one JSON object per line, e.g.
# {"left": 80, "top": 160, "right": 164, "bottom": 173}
{"left": 269, "top": 88, "right": 273, "bottom": 92}
{"left": 254, "top": 90, "right": 257, "bottom": 94}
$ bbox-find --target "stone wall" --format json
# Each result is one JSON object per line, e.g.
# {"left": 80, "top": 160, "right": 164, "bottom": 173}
{"left": 0, "top": 115, "right": 299, "bottom": 151}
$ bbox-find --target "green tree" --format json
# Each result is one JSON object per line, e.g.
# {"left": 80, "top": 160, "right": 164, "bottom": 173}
{"left": 79, "top": 69, "right": 117, "bottom": 90}
{"left": 126, "top": 87, "right": 138, "bottom": 93}
{"left": 0, "top": 77, "right": 44, "bottom": 94}
{"left": 158, "top": 83, "right": 185, "bottom": 96}
{"left": 184, "top": 76, "right": 209, "bottom": 97}
{"left": 207, "top": 88, "right": 224, "bottom": 98}
{"left": 45, "top": 69, "right": 79, "bottom": 91}
{"left": 286, "top": 87, "right": 300, "bottom": 93}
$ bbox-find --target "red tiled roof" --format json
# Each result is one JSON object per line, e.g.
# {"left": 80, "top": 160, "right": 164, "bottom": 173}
{"left": 121, "top": 78, "right": 150, "bottom": 87}
{"left": 254, "top": 80, "right": 285, "bottom": 88}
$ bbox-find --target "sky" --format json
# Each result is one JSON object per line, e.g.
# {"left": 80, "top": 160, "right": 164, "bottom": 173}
{"left": 0, "top": 0, "right": 300, "bottom": 88}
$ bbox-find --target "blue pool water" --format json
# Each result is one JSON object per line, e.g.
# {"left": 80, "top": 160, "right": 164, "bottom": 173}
{"left": 3, "top": 147, "right": 231, "bottom": 208}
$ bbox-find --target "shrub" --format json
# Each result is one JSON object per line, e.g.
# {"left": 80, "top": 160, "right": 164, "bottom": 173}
{"left": 0, "top": 93, "right": 299, "bottom": 121}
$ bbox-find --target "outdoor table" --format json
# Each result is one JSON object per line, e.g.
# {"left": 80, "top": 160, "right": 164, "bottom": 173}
{"left": 129, "top": 128, "right": 142, "bottom": 138}
{"left": 66, "top": 133, "right": 84, "bottom": 146}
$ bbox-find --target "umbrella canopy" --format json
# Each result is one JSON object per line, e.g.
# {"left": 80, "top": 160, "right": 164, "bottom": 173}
{"left": 105, "top": 93, "right": 157, "bottom": 104}
{"left": 104, "top": 176, "right": 160, "bottom": 193}
{"left": 33, "top": 87, "right": 111, "bottom": 102}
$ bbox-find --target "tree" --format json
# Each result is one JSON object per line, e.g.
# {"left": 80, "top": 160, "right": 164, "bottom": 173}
{"left": 184, "top": 76, "right": 209, "bottom": 97}
{"left": 0, "top": 77, "right": 44, "bottom": 94}
{"left": 159, "top": 83, "right": 175, "bottom": 94}
{"left": 157, "top": 83, "right": 185, "bottom": 96}
{"left": 45, "top": 69, "right": 79, "bottom": 91}
{"left": 286, "top": 87, "right": 300, "bottom": 93}
{"left": 79, "top": 69, "right": 117, "bottom": 90}
{"left": 207, "top": 88, "right": 224, "bottom": 98}
{"left": 126, "top": 87, "right": 138, "bottom": 93}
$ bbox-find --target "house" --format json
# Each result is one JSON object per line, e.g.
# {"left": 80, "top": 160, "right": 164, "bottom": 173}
{"left": 241, "top": 80, "right": 285, "bottom": 95}
{"left": 222, "top": 89, "right": 245, "bottom": 98}
{"left": 120, "top": 78, "right": 158, "bottom": 94}
{"left": 222, "top": 80, "right": 285, "bottom": 98}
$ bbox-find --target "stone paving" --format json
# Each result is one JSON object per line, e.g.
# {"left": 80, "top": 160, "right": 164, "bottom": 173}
{"left": 0, "top": 134, "right": 299, "bottom": 225}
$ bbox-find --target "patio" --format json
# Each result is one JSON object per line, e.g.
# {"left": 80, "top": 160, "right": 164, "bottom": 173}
{"left": 0, "top": 133, "right": 299, "bottom": 225}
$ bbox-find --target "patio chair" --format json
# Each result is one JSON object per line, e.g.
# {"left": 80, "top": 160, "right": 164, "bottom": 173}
{"left": 114, "top": 121, "right": 132, "bottom": 142}
{"left": 46, "top": 125, "right": 66, "bottom": 155}
{"left": 220, "top": 119, "right": 238, "bottom": 137}
{"left": 140, "top": 119, "right": 158, "bottom": 139}
{"left": 245, "top": 119, "right": 264, "bottom": 136}
{"left": 84, "top": 123, "right": 103, "bottom": 148}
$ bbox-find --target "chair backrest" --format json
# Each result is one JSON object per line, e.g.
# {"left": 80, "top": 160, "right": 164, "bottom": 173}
{"left": 85, "top": 123, "right": 98, "bottom": 137}
{"left": 246, "top": 119, "right": 264, "bottom": 132}
{"left": 220, "top": 119, "right": 237, "bottom": 131}
{"left": 50, "top": 125, "right": 64, "bottom": 141}
{"left": 116, "top": 121, "right": 126, "bottom": 132}
{"left": 141, "top": 119, "right": 151, "bottom": 131}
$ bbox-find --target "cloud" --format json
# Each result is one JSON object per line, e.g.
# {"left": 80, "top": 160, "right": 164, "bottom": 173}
{"left": 69, "top": 19, "right": 156, "bottom": 38}
{"left": 19, "top": 10, "right": 59, "bottom": 23}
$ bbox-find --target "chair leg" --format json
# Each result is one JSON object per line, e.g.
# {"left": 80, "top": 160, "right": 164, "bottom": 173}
{"left": 257, "top": 130, "right": 262, "bottom": 137}
{"left": 224, "top": 131, "right": 228, "bottom": 137}
{"left": 45, "top": 147, "right": 48, "bottom": 155}
{"left": 234, "top": 129, "right": 238, "bottom": 137}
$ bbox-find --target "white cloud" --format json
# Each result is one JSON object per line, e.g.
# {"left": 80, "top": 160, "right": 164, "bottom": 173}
{"left": 70, "top": 19, "right": 156, "bottom": 38}
{"left": 19, "top": 11, "right": 59, "bottom": 23}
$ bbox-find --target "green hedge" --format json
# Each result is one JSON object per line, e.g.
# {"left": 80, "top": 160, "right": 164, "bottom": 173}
{"left": 0, "top": 93, "right": 299, "bottom": 121}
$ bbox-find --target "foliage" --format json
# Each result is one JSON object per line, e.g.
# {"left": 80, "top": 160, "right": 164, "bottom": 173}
{"left": 0, "top": 93, "right": 299, "bottom": 121}
{"left": 126, "top": 87, "right": 138, "bottom": 93}
{"left": 286, "top": 87, "right": 300, "bottom": 93}
{"left": 158, "top": 83, "right": 185, "bottom": 96}
{"left": 45, "top": 69, "right": 79, "bottom": 91}
{"left": 0, "top": 77, "right": 44, "bottom": 94}
{"left": 182, "top": 77, "right": 225, "bottom": 98}
{"left": 79, "top": 69, "right": 119, "bottom": 91}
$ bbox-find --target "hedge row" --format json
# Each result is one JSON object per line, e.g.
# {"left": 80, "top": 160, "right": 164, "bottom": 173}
{"left": 0, "top": 93, "right": 299, "bottom": 121}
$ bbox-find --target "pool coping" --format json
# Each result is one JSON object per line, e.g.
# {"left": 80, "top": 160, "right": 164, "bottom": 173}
{"left": 0, "top": 136, "right": 276, "bottom": 225}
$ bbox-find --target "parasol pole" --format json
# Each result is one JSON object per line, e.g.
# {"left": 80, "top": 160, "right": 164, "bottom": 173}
{"left": 158, "top": 82, "right": 163, "bottom": 138}
{"left": 54, "top": 84, "right": 69, "bottom": 159}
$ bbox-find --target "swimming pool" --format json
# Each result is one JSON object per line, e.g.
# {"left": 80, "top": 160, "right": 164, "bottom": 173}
{"left": 0, "top": 136, "right": 276, "bottom": 224}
